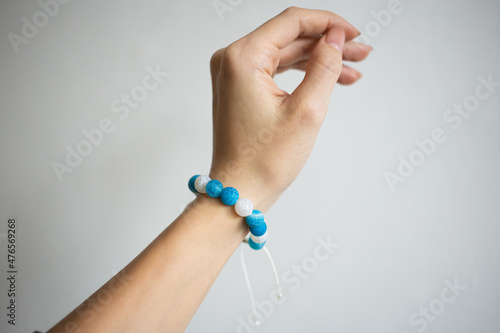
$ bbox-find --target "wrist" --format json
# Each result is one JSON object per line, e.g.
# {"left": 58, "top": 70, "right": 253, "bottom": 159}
{"left": 184, "top": 193, "right": 248, "bottom": 244}
{"left": 207, "top": 170, "right": 281, "bottom": 213}
{"left": 187, "top": 173, "right": 272, "bottom": 250}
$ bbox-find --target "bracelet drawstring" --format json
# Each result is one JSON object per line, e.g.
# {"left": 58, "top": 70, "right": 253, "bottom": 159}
{"left": 240, "top": 239, "right": 283, "bottom": 326}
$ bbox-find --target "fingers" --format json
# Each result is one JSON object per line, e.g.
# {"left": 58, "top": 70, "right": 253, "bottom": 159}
{"left": 338, "top": 65, "right": 362, "bottom": 85}
{"left": 278, "top": 38, "right": 372, "bottom": 68}
{"left": 275, "top": 62, "right": 362, "bottom": 86}
{"left": 342, "top": 41, "right": 373, "bottom": 62}
{"left": 231, "top": 7, "right": 360, "bottom": 76}
{"left": 275, "top": 60, "right": 308, "bottom": 75}
{"left": 277, "top": 36, "right": 317, "bottom": 68}
{"left": 285, "top": 27, "right": 345, "bottom": 116}
{"left": 248, "top": 7, "right": 359, "bottom": 49}
{"left": 275, "top": 38, "right": 371, "bottom": 85}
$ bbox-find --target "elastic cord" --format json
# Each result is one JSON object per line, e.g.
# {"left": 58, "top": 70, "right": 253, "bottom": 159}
{"left": 240, "top": 242, "right": 283, "bottom": 325}
{"left": 263, "top": 246, "right": 283, "bottom": 299}
{"left": 239, "top": 245, "right": 260, "bottom": 325}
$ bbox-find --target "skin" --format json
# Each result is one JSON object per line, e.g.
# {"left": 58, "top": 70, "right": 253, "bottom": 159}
{"left": 48, "top": 7, "right": 372, "bottom": 333}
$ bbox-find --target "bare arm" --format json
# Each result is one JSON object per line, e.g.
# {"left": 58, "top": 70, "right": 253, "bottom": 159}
{"left": 48, "top": 7, "right": 371, "bottom": 333}
{"left": 49, "top": 195, "right": 248, "bottom": 332}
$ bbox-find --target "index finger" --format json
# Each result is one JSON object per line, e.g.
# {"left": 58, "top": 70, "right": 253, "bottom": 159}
{"left": 246, "top": 7, "right": 360, "bottom": 49}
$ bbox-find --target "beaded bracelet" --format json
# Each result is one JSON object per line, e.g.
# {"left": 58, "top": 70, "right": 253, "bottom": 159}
{"left": 188, "top": 175, "right": 268, "bottom": 250}
{"left": 188, "top": 174, "right": 282, "bottom": 325}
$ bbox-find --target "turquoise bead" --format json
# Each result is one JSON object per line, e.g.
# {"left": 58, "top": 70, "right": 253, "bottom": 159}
{"left": 249, "top": 222, "right": 267, "bottom": 237}
{"left": 249, "top": 238, "right": 265, "bottom": 250}
{"left": 188, "top": 175, "right": 270, "bottom": 248}
{"left": 188, "top": 175, "right": 200, "bottom": 194}
{"left": 220, "top": 187, "right": 239, "bottom": 206}
{"left": 206, "top": 179, "right": 223, "bottom": 198}
{"left": 246, "top": 210, "right": 264, "bottom": 228}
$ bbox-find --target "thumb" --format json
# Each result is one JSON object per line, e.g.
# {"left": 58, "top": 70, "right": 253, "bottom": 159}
{"left": 286, "top": 27, "right": 345, "bottom": 117}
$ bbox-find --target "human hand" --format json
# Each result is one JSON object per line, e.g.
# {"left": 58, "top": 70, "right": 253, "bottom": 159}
{"left": 209, "top": 7, "right": 372, "bottom": 211}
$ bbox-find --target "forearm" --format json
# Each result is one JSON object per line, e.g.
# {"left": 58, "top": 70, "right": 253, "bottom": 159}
{"left": 49, "top": 195, "right": 248, "bottom": 333}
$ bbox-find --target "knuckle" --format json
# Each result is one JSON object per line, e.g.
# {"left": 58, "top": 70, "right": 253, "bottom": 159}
{"left": 250, "top": 42, "right": 279, "bottom": 74}
{"left": 283, "top": 6, "right": 301, "bottom": 16}
{"left": 315, "top": 52, "right": 342, "bottom": 77}
{"left": 220, "top": 43, "right": 243, "bottom": 75}
{"left": 223, "top": 43, "right": 241, "bottom": 60}
{"left": 210, "top": 48, "right": 225, "bottom": 73}
{"left": 218, "top": 38, "right": 277, "bottom": 76}
{"left": 297, "top": 99, "right": 324, "bottom": 125}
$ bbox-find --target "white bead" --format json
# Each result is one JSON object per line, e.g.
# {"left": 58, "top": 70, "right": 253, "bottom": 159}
{"left": 235, "top": 198, "right": 253, "bottom": 217}
{"left": 194, "top": 175, "right": 211, "bottom": 193}
{"left": 251, "top": 231, "right": 268, "bottom": 244}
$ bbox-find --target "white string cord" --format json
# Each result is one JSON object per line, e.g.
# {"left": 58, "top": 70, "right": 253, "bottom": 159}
{"left": 239, "top": 245, "right": 260, "bottom": 325}
{"left": 240, "top": 241, "right": 283, "bottom": 326}
{"left": 263, "top": 246, "right": 283, "bottom": 299}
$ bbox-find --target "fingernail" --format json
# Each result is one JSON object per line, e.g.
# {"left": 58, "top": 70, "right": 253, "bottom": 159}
{"left": 325, "top": 27, "right": 345, "bottom": 53}
{"left": 359, "top": 43, "right": 373, "bottom": 51}
{"left": 349, "top": 23, "right": 361, "bottom": 36}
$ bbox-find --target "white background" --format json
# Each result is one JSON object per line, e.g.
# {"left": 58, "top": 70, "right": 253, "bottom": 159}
{"left": 1, "top": 0, "right": 499, "bottom": 332}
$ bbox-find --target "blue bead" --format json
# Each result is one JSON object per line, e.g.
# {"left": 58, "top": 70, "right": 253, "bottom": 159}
{"left": 246, "top": 210, "right": 264, "bottom": 228}
{"left": 206, "top": 179, "right": 223, "bottom": 198}
{"left": 249, "top": 222, "right": 267, "bottom": 237}
{"left": 220, "top": 187, "right": 239, "bottom": 205}
{"left": 249, "top": 238, "right": 266, "bottom": 250}
{"left": 188, "top": 175, "right": 200, "bottom": 193}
